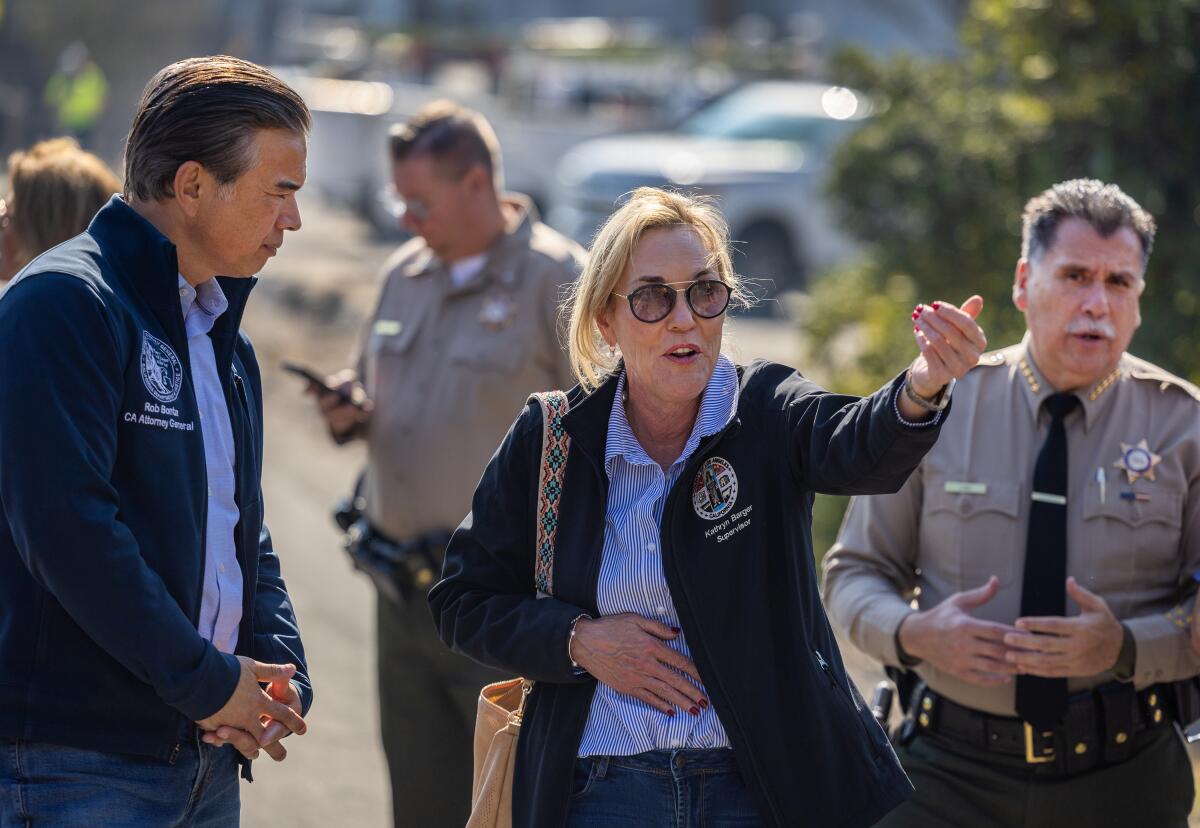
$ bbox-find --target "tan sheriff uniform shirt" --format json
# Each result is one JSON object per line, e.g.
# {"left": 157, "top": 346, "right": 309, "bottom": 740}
{"left": 823, "top": 335, "right": 1200, "bottom": 717}
{"left": 355, "top": 195, "right": 584, "bottom": 542}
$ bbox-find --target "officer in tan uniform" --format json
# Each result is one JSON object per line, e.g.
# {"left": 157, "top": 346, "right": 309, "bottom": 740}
{"left": 310, "top": 101, "right": 584, "bottom": 828}
{"left": 823, "top": 179, "right": 1200, "bottom": 827}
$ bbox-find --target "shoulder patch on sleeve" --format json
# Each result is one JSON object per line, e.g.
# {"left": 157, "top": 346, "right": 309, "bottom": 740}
{"left": 1126, "top": 358, "right": 1200, "bottom": 403}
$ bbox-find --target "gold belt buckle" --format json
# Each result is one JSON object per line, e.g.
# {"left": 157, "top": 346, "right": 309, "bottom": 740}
{"left": 1023, "top": 722, "right": 1056, "bottom": 764}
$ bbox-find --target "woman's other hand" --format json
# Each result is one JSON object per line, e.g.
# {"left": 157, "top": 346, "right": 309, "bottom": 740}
{"left": 571, "top": 614, "right": 709, "bottom": 716}
{"left": 908, "top": 295, "right": 987, "bottom": 398}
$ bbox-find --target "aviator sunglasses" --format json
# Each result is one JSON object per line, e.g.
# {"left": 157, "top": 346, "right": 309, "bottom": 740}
{"left": 613, "top": 279, "right": 731, "bottom": 323}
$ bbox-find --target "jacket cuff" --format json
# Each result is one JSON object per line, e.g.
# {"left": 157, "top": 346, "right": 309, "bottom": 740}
{"left": 292, "top": 675, "right": 314, "bottom": 716}
{"left": 1112, "top": 623, "right": 1136, "bottom": 681}
{"left": 855, "top": 598, "right": 917, "bottom": 669}
{"left": 542, "top": 599, "right": 597, "bottom": 684}
{"left": 1124, "top": 614, "right": 1194, "bottom": 686}
{"left": 891, "top": 380, "right": 945, "bottom": 429}
{"left": 171, "top": 649, "right": 242, "bottom": 722}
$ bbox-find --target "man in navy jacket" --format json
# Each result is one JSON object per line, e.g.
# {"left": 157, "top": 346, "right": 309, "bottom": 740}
{"left": 0, "top": 56, "right": 313, "bottom": 825}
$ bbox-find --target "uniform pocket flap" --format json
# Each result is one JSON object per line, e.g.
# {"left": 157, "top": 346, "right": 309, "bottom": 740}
{"left": 1081, "top": 478, "right": 1182, "bottom": 529}
{"left": 926, "top": 477, "right": 1021, "bottom": 520}
{"left": 448, "top": 332, "right": 524, "bottom": 375}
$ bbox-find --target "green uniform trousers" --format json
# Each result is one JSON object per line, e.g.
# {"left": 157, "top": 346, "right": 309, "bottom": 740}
{"left": 377, "top": 591, "right": 509, "bottom": 828}
{"left": 877, "top": 727, "right": 1194, "bottom": 828}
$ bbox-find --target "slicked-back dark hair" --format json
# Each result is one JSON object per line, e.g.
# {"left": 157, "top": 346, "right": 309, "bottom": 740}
{"left": 124, "top": 55, "right": 310, "bottom": 201}
{"left": 388, "top": 100, "right": 502, "bottom": 189}
{"left": 1021, "top": 178, "right": 1156, "bottom": 266}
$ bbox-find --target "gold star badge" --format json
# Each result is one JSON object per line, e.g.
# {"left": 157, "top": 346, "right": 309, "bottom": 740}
{"left": 1113, "top": 439, "right": 1162, "bottom": 483}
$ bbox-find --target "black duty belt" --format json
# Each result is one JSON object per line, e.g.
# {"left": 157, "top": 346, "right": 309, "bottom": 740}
{"left": 910, "top": 682, "right": 1172, "bottom": 775}
{"left": 343, "top": 521, "right": 451, "bottom": 606}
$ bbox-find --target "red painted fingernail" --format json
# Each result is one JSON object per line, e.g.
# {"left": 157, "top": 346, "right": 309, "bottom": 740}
{"left": 699, "top": 699, "right": 709, "bottom": 709}
{"left": 671, "top": 627, "right": 681, "bottom": 635}
{"left": 689, "top": 706, "right": 700, "bottom": 716}
{"left": 914, "top": 325, "right": 920, "bottom": 333}
{"left": 911, "top": 311, "right": 919, "bottom": 320}
{"left": 666, "top": 708, "right": 676, "bottom": 717}
{"left": 931, "top": 301, "right": 941, "bottom": 310}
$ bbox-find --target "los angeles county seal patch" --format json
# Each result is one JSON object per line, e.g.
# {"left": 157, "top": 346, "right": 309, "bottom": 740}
{"left": 692, "top": 456, "right": 738, "bottom": 520}
{"left": 140, "top": 331, "right": 183, "bottom": 403}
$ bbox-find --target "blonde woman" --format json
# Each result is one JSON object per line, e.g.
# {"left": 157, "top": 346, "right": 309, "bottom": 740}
{"left": 0, "top": 137, "right": 119, "bottom": 282}
{"left": 430, "top": 187, "right": 986, "bottom": 827}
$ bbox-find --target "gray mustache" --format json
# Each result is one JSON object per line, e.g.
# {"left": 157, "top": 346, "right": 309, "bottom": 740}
{"left": 1066, "top": 320, "right": 1116, "bottom": 338}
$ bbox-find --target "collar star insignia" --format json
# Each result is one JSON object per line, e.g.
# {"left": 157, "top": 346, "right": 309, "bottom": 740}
{"left": 1113, "top": 438, "right": 1162, "bottom": 483}
{"left": 479, "top": 294, "right": 517, "bottom": 330}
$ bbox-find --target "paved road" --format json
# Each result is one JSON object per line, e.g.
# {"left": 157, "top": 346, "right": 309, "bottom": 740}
{"left": 236, "top": 193, "right": 1200, "bottom": 826}
{"left": 238, "top": 195, "right": 389, "bottom": 827}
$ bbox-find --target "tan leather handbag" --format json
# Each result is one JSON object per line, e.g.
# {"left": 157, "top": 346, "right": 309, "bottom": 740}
{"left": 466, "top": 677, "right": 531, "bottom": 828}
{"left": 466, "top": 391, "right": 570, "bottom": 828}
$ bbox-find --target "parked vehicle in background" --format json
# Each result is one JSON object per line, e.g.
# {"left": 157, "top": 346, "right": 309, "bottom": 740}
{"left": 550, "top": 80, "right": 872, "bottom": 303}
{"left": 285, "top": 73, "right": 637, "bottom": 235}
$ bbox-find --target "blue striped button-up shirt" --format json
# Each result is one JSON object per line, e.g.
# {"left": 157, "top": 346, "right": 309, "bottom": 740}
{"left": 178, "top": 275, "right": 242, "bottom": 654}
{"left": 577, "top": 354, "right": 739, "bottom": 757}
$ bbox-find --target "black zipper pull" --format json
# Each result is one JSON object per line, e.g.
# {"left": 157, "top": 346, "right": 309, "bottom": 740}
{"left": 168, "top": 743, "right": 181, "bottom": 765}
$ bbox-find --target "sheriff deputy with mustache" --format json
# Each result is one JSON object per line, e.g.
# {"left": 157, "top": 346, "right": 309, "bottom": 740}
{"left": 823, "top": 178, "right": 1200, "bottom": 828}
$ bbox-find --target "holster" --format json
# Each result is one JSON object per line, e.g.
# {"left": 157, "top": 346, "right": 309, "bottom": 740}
{"left": 343, "top": 520, "right": 450, "bottom": 606}
{"left": 331, "top": 472, "right": 449, "bottom": 605}
{"left": 1165, "top": 675, "right": 1200, "bottom": 730}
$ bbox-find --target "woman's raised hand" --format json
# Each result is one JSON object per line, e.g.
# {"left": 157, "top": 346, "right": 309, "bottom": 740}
{"left": 570, "top": 614, "right": 709, "bottom": 716}
{"left": 908, "top": 295, "right": 987, "bottom": 398}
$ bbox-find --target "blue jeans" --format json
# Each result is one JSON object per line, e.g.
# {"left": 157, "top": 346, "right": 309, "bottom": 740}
{"left": 566, "top": 749, "right": 762, "bottom": 828}
{"left": 0, "top": 730, "right": 240, "bottom": 827}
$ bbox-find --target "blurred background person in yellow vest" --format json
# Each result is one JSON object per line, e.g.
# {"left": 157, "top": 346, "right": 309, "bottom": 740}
{"left": 43, "top": 42, "right": 108, "bottom": 148}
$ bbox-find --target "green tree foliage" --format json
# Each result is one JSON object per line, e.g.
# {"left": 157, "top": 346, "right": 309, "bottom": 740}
{"left": 805, "top": 0, "right": 1200, "bottom": 559}
{"left": 812, "top": 0, "right": 1200, "bottom": 387}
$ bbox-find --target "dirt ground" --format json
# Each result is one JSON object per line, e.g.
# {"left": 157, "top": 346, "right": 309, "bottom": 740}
{"left": 236, "top": 192, "right": 1200, "bottom": 826}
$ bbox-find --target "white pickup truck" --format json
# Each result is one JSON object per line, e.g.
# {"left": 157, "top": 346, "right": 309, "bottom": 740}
{"left": 549, "top": 80, "right": 871, "bottom": 300}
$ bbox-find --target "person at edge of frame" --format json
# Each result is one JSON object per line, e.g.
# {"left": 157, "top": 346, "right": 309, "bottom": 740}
{"left": 305, "top": 100, "right": 585, "bottom": 827}
{"left": 0, "top": 56, "right": 313, "bottom": 827}
{"left": 823, "top": 178, "right": 1200, "bottom": 828}
{"left": 0, "top": 136, "right": 120, "bottom": 284}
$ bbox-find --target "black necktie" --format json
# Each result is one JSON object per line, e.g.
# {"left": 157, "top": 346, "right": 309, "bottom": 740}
{"left": 1016, "top": 392, "right": 1080, "bottom": 730}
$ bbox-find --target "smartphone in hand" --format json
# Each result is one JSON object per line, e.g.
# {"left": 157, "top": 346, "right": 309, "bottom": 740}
{"left": 281, "top": 361, "right": 353, "bottom": 403}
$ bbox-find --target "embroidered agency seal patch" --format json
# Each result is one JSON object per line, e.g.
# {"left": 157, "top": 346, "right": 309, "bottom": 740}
{"left": 692, "top": 456, "right": 738, "bottom": 520}
{"left": 140, "top": 331, "right": 183, "bottom": 403}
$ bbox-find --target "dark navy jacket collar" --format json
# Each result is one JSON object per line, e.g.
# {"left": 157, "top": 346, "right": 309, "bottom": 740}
{"left": 88, "top": 196, "right": 256, "bottom": 357}
{"left": 562, "top": 366, "right": 621, "bottom": 469}
{"left": 563, "top": 359, "right": 745, "bottom": 474}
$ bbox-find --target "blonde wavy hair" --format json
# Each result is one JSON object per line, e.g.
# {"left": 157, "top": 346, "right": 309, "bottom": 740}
{"left": 564, "top": 187, "right": 748, "bottom": 391}
{"left": 6, "top": 137, "right": 120, "bottom": 266}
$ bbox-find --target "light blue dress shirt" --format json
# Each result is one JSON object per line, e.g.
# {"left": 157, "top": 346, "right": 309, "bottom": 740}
{"left": 577, "top": 355, "right": 739, "bottom": 757}
{"left": 178, "top": 275, "right": 242, "bottom": 654}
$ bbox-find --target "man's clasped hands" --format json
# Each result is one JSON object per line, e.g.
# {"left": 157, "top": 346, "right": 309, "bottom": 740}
{"left": 196, "top": 656, "right": 308, "bottom": 762}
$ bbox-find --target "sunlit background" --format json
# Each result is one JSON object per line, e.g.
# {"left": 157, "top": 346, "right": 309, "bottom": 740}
{"left": 2, "top": 1, "right": 1199, "bottom": 824}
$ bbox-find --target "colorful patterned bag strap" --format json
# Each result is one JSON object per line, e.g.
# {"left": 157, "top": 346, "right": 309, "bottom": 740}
{"left": 530, "top": 390, "right": 570, "bottom": 598}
